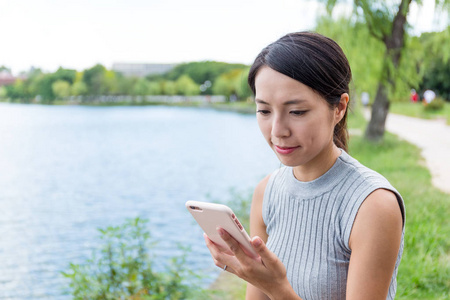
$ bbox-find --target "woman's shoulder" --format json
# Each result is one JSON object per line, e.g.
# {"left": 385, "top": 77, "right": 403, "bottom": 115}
{"left": 254, "top": 173, "right": 272, "bottom": 198}
{"left": 254, "top": 166, "right": 291, "bottom": 196}
{"left": 338, "top": 150, "right": 391, "bottom": 185}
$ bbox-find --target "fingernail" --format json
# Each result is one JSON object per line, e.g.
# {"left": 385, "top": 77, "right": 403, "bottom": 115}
{"left": 253, "top": 238, "right": 262, "bottom": 247}
{"left": 217, "top": 227, "right": 224, "bottom": 236}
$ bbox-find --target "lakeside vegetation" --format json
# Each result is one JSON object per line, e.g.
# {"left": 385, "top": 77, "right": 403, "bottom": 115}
{"left": 390, "top": 101, "right": 450, "bottom": 124}
{"left": 210, "top": 106, "right": 450, "bottom": 299}
{"left": 63, "top": 107, "right": 450, "bottom": 299}
{"left": 1, "top": 22, "right": 448, "bottom": 107}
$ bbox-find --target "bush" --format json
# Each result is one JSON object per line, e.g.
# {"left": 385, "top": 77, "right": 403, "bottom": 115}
{"left": 62, "top": 217, "right": 211, "bottom": 300}
{"left": 424, "top": 97, "right": 445, "bottom": 111}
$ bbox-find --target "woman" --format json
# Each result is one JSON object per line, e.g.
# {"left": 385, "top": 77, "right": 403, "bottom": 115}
{"left": 204, "top": 32, "right": 405, "bottom": 300}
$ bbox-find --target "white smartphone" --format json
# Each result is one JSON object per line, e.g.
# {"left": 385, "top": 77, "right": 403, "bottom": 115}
{"left": 185, "top": 200, "right": 258, "bottom": 258}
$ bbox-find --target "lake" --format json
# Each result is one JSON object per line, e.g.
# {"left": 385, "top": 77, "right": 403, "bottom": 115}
{"left": 0, "top": 103, "right": 279, "bottom": 299}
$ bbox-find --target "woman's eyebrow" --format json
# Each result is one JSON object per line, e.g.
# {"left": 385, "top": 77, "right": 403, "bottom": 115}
{"left": 255, "top": 98, "right": 269, "bottom": 104}
{"left": 284, "top": 99, "right": 307, "bottom": 105}
{"left": 255, "top": 99, "right": 307, "bottom": 105}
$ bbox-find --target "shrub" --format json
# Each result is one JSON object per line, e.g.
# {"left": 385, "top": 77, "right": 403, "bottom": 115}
{"left": 62, "top": 217, "right": 211, "bottom": 300}
{"left": 424, "top": 97, "right": 445, "bottom": 111}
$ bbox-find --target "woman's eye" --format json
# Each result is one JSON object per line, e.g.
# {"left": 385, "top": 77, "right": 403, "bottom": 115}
{"left": 257, "top": 110, "right": 270, "bottom": 115}
{"left": 290, "top": 110, "right": 307, "bottom": 116}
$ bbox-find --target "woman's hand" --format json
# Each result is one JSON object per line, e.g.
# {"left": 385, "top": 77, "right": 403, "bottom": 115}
{"left": 204, "top": 227, "right": 301, "bottom": 300}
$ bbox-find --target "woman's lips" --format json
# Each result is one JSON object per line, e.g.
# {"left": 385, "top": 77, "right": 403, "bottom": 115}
{"left": 274, "top": 145, "right": 299, "bottom": 155}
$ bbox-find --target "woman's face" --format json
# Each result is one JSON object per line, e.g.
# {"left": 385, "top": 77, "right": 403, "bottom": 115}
{"left": 255, "top": 66, "right": 342, "bottom": 169}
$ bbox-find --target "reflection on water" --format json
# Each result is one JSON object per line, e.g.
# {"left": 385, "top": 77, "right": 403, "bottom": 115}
{"left": 0, "top": 103, "right": 278, "bottom": 299}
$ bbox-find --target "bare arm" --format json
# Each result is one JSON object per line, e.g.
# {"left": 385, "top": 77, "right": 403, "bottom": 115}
{"left": 246, "top": 175, "right": 271, "bottom": 300}
{"left": 347, "top": 189, "right": 403, "bottom": 299}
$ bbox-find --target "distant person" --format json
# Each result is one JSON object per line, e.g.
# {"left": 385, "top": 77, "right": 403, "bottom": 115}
{"left": 203, "top": 32, "right": 405, "bottom": 300}
{"left": 361, "top": 91, "right": 370, "bottom": 106}
{"left": 410, "top": 89, "right": 419, "bottom": 103}
{"left": 423, "top": 89, "right": 436, "bottom": 104}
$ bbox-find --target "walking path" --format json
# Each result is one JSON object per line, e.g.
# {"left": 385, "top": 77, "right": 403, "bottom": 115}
{"left": 365, "top": 109, "right": 450, "bottom": 194}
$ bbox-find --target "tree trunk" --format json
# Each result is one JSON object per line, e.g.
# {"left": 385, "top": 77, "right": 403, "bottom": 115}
{"left": 364, "top": 0, "right": 412, "bottom": 142}
{"left": 365, "top": 82, "right": 390, "bottom": 141}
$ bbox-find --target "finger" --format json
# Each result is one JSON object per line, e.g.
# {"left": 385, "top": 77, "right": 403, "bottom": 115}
{"left": 251, "top": 236, "right": 284, "bottom": 272}
{"left": 204, "top": 233, "right": 240, "bottom": 271}
{"left": 203, "top": 233, "right": 233, "bottom": 255}
{"left": 217, "top": 227, "right": 252, "bottom": 263}
{"left": 212, "top": 258, "right": 236, "bottom": 274}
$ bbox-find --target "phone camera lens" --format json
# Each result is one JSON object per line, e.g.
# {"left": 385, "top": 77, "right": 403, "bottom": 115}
{"left": 190, "top": 206, "right": 195, "bottom": 209}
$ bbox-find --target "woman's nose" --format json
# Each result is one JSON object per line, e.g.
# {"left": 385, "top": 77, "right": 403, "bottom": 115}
{"left": 271, "top": 116, "right": 290, "bottom": 138}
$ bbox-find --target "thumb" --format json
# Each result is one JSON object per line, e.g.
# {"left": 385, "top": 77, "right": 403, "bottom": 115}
{"left": 251, "top": 236, "right": 279, "bottom": 266}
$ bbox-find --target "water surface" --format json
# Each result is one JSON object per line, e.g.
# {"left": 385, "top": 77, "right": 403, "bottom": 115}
{"left": 0, "top": 103, "right": 279, "bottom": 299}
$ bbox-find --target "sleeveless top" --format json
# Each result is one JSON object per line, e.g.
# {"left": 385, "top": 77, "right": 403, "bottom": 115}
{"left": 262, "top": 150, "right": 405, "bottom": 300}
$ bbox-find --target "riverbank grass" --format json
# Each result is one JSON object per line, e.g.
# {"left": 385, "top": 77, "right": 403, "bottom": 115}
{"left": 214, "top": 109, "right": 449, "bottom": 299}
{"left": 390, "top": 101, "right": 450, "bottom": 124}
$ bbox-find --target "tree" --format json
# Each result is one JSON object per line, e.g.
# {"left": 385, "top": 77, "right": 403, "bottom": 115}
{"left": 164, "top": 61, "right": 248, "bottom": 85}
{"left": 0, "top": 86, "right": 7, "bottom": 98}
{"left": 176, "top": 75, "right": 200, "bottom": 96}
{"left": 161, "top": 80, "right": 177, "bottom": 95}
{"left": 419, "top": 28, "right": 450, "bottom": 100}
{"left": 132, "top": 78, "right": 152, "bottom": 96}
{"left": 70, "top": 72, "right": 88, "bottom": 96}
{"left": 148, "top": 81, "right": 162, "bottom": 95}
{"left": 322, "top": 0, "right": 450, "bottom": 141}
{"left": 82, "top": 64, "right": 107, "bottom": 95}
{"left": 54, "top": 67, "right": 77, "bottom": 84}
{"left": 212, "top": 68, "right": 250, "bottom": 100}
{"left": 52, "top": 80, "right": 71, "bottom": 99}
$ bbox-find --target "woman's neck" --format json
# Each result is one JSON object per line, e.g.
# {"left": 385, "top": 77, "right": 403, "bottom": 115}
{"left": 293, "top": 144, "right": 341, "bottom": 182}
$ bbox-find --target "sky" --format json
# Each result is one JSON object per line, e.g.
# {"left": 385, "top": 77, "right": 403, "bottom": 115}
{"left": 0, "top": 0, "right": 447, "bottom": 75}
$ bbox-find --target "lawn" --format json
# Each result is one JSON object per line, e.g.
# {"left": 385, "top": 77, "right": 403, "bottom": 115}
{"left": 211, "top": 107, "right": 450, "bottom": 299}
{"left": 390, "top": 101, "right": 450, "bottom": 124}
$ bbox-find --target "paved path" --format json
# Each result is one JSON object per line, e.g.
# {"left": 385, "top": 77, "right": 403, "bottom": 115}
{"left": 365, "top": 109, "right": 450, "bottom": 194}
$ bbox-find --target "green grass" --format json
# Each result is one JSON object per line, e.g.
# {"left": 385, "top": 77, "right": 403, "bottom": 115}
{"left": 390, "top": 102, "right": 450, "bottom": 124}
{"left": 349, "top": 128, "right": 450, "bottom": 299}
{"left": 213, "top": 108, "right": 450, "bottom": 299}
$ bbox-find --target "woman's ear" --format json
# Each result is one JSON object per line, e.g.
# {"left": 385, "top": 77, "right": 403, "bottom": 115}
{"left": 335, "top": 93, "right": 349, "bottom": 124}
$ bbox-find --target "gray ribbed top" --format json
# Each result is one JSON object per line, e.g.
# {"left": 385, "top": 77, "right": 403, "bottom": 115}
{"left": 263, "top": 150, "right": 405, "bottom": 300}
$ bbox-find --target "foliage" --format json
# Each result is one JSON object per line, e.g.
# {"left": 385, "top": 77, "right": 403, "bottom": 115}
{"left": 161, "top": 80, "right": 177, "bottom": 95}
{"left": 54, "top": 67, "right": 77, "bottom": 84}
{"left": 424, "top": 97, "right": 445, "bottom": 111}
{"left": 315, "top": 17, "right": 384, "bottom": 100}
{"left": 164, "top": 61, "right": 248, "bottom": 85}
{"left": 319, "top": 0, "right": 450, "bottom": 141}
{"left": 5, "top": 79, "right": 28, "bottom": 101}
{"left": 347, "top": 113, "right": 450, "bottom": 299}
{"left": 0, "top": 86, "right": 7, "bottom": 98}
{"left": 419, "top": 28, "right": 450, "bottom": 100}
{"left": 175, "top": 75, "right": 200, "bottom": 96}
{"left": 62, "top": 217, "right": 212, "bottom": 300}
{"left": 212, "top": 68, "right": 251, "bottom": 100}
{"left": 52, "top": 80, "right": 71, "bottom": 99}
{"left": 83, "top": 64, "right": 108, "bottom": 95}
{"left": 215, "top": 109, "right": 450, "bottom": 299}
{"left": 71, "top": 81, "right": 88, "bottom": 96}
{"left": 390, "top": 101, "right": 450, "bottom": 124}
{"left": 315, "top": 17, "right": 429, "bottom": 103}
{"left": 132, "top": 78, "right": 153, "bottom": 96}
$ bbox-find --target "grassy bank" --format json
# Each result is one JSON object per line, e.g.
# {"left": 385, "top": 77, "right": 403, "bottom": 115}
{"left": 390, "top": 102, "right": 450, "bottom": 124}
{"left": 213, "top": 108, "right": 450, "bottom": 299}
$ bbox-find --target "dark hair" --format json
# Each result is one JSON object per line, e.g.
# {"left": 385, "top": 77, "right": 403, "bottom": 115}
{"left": 248, "top": 31, "right": 352, "bottom": 152}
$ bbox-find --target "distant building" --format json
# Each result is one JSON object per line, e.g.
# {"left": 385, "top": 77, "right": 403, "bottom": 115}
{"left": 0, "top": 70, "right": 16, "bottom": 86}
{"left": 112, "top": 63, "right": 177, "bottom": 77}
